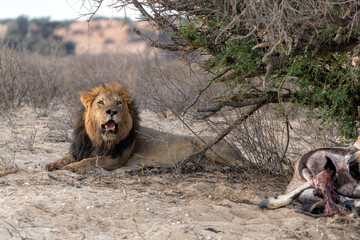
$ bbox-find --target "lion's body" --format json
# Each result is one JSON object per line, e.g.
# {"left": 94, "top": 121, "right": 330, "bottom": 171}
{"left": 46, "top": 82, "right": 239, "bottom": 173}
{"left": 129, "top": 126, "right": 238, "bottom": 167}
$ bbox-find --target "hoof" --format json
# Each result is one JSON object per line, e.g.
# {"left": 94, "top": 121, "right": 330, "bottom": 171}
{"left": 348, "top": 155, "right": 356, "bottom": 164}
{"left": 343, "top": 199, "right": 354, "bottom": 210}
{"left": 259, "top": 198, "right": 269, "bottom": 208}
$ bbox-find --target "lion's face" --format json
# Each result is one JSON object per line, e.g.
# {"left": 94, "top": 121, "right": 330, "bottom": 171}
{"left": 80, "top": 82, "right": 134, "bottom": 148}
{"left": 92, "top": 92, "right": 130, "bottom": 141}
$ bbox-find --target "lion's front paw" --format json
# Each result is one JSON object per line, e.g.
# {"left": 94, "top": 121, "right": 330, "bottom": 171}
{"left": 46, "top": 162, "right": 61, "bottom": 171}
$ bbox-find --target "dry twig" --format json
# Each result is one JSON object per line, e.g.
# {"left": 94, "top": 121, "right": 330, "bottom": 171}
{"left": 0, "top": 167, "right": 18, "bottom": 178}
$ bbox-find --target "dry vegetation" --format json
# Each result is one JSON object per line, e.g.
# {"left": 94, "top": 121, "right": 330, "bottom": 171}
{"left": 0, "top": 43, "right": 342, "bottom": 177}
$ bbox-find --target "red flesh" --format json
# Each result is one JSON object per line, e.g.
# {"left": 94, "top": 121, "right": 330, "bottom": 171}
{"left": 312, "top": 170, "right": 344, "bottom": 217}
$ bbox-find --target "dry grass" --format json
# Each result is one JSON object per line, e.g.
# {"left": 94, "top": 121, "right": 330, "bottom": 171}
{"left": 0, "top": 45, "right": 199, "bottom": 114}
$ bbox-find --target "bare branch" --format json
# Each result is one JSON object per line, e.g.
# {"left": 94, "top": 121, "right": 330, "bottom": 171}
{"left": 318, "top": 40, "right": 360, "bottom": 53}
{"left": 325, "top": 4, "right": 360, "bottom": 27}
{"left": 228, "top": 26, "right": 257, "bottom": 42}
{"left": 196, "top": 90, "right": 295, "bottom": 113}
{"left": 80, "top": 0, "right": 104, "bottom": 21}
{"left": 132, "top": 0, "right": 177, "bottom": 32}
{"left": 215, "top": 15, "right": 240, "bottom": 44}
{"left": 182, "top": 67, "right": 231, "bottom": 115}
{"left": 132, "top": 28, "right": 180, "bottom": 51}
{"left": 195, "top": 97, "right": 266, "bottom": 113}
{"left": 263, "top": 57, "right": 283, "bottom": 86}
{"left": 195, "top": 104, "right": 222, "bottom": 113}
{"left": 221, "top": 97, "right": 267, "bottom": 108}
{"left": 132, "top": 0, "right": 155, "bottom": 23}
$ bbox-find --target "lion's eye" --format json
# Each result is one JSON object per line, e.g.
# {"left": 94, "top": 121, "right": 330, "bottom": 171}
{"left": 98, "top": 100, "right": 104, "bottom": 105}
{"left": 116, "top": 101, "right": 122, "bottom": 106}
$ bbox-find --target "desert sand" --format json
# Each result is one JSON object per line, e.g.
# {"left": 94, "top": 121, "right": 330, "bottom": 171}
{"left": 0, "top": 107, "right": 359, "bottom": 240}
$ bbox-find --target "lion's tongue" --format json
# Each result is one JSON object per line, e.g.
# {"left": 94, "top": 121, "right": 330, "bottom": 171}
{"left": 105, "top": 121, "right": 115, "bottom": 131}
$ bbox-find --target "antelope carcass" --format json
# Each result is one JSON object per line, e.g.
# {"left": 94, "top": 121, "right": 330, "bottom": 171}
{"left": 259, "top": 140, "right": 360, "bottom": 217}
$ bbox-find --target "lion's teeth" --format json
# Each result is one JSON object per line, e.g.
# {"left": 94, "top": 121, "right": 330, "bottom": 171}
{"left": 105, "top": 121, "right": 115, "bottom": 131}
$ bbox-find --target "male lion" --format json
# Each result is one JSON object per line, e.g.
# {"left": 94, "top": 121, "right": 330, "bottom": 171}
{"left": 46, "top": 82, "right": 239, "bottom": 173}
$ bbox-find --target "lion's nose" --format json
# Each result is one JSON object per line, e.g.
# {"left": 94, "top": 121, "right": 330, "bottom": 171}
{"left": 106, "top": 109, "right": 118, "bottom": 115}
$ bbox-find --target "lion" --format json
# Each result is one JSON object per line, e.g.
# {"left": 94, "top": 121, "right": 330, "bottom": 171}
{"left": 46, "top": 82, "right": 240, "bottom": 173}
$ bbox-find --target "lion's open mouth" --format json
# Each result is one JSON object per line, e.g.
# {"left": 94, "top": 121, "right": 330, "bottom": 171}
{"left": 101, "top": 120, "right": 118, "bottom": 135}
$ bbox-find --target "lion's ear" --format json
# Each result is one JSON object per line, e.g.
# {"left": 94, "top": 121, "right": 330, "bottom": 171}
{"left": 80, "top": 91, "right": 96, "bottom": 109}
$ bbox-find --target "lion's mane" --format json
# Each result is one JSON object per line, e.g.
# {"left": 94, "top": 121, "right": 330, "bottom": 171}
{"left": 69, "top": 82, "right": 140, "bottom": 161}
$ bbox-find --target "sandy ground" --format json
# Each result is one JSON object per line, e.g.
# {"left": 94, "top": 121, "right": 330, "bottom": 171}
{"left": 0, "top": 107, "right": 359, "bottom": 240}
